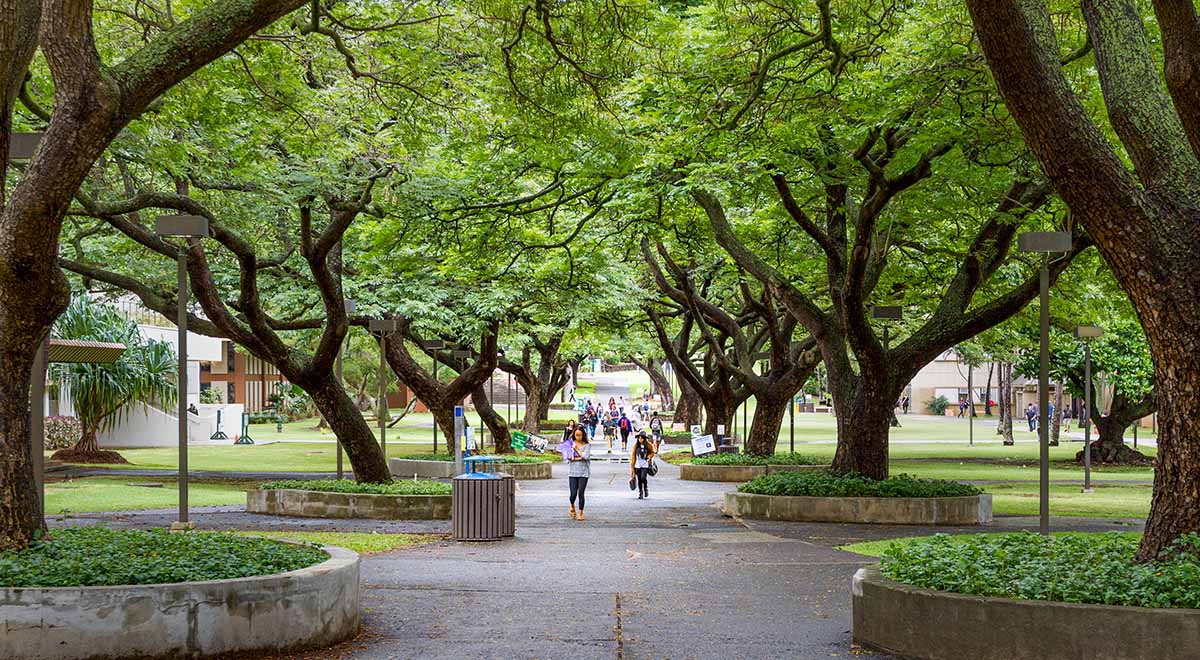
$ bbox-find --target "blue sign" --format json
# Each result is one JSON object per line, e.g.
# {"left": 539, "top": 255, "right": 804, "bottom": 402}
{"left": 454, "top": 406, "right": 464, "bottom": 418}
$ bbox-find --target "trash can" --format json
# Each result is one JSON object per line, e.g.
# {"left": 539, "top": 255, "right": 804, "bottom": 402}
{"left": 453, "top": 457, "right": 516, "bottom": 541}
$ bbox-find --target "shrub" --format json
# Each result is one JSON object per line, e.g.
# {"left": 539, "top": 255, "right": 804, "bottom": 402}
{"left": 737, "top": 471, "right": 981, "bottom": 498}
{"left": 0, "top": 527, "right": 325, "bottom": 588}
{"left": 44, "top": 416, "right": 82, "bottom": 450}
{"left": 926, "top": 395, "right": 951, "bottom": 416}
{"left": 259, "top": 479, "right": 451, "bottom": 496}
{"left": 692, "top": 453, "right": 824, "bottom": 466}
{"left": 199, "top": 387, "right": 222, "bottom": 404}
{"left": 881, "top": 532, "right": 1200, "bottom": 609}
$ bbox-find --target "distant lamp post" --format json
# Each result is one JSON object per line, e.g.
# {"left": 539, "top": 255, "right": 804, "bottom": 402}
{"left": 7, "top": 132, "right": 44, "bottom": 160}
{"left": 1019, "top": 231, "right": 1073, "bottom": 535}
{"left": 369, "top": 319, "right": 402, "bottom": 458}
{"left": 424, "top": 340, "right": 446, "bottom": 451}
{"left": 335, "top": 299, "right": 355, "bottom": 480}
{"left": 156, "top": 213, "right": 210, "bottom": 531}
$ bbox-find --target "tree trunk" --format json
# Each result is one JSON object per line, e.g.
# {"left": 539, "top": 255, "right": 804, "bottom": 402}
{"left": 638, "top": 358, "right": 675, "bottom": 410}
{"left": 522, "top": 382, "right": 549, "bottom": 434}
{"left": 829, "top": 382, "right": 895, "bottom": 480}
{"left": 49, "top": 427, "right": 129, "bottom": 465}
{"left": 472, "top": 384, "right": 511, "bottom": 453}
{"left": 745, "top": 394, "right": 788, "bottom": 456}
{"left": 432, "top": 405, "right": 456, "bottom": 454}
{"left": 306, "top": 375, "right": 391, "bottom": 482}
{"left": 702, "top": 394, "right": 739, "bottom": 440}
{"left": 674, "top": 377, "right": 702, "bottom": 428}
{"left": 998, "top": 363, "right": 1014, "bottom": 445}
{"left": 0, "top": 332, "right": 46, "bottom": 550}
{"left": 984, "top": 362, "right": 995, "bottom": 416}
{"left": 1074, "top": 392, "right": 1153, "bottom": 465}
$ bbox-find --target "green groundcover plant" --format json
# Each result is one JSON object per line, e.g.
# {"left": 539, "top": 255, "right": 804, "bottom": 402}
{"left": 881, "top": 532, "right": 1200, "bottom": 609}
{"left": 738, "top": 471, "right": 981, "bottom": 498}
{"left": 0, "top": 527, "right": 326, "bottom": 588}
{"left": 260, "top": 479, "right": 452, "bottom": 495}
{"left": 692, "top": 453, "right": 824, "bottom": 466}
{"left": 403, "top": 453, "right": 551, "bottom": 464}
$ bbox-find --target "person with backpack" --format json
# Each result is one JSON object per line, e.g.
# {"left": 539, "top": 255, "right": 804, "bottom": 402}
{"left": 649, "top": 412, "right": 664, "bottom": 449}
{"left": 630, "top": 431, "right": 656, "bottom": 499}
{"left": 618, "top": 412, "right": 633, "bottom": 452}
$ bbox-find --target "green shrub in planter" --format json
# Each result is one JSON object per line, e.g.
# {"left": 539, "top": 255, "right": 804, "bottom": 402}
{"left": 260, "top": 479, "right": 451, "bottom": 496}
{"left": 881, "top": 531, "right": 1200, "bottom": 609}
{"left": 404, "top": 453, "right": 552, "bottom": 464}
{"left": 738, "top": 471, "right": 981, "bottom": 498}
{"left": 0, "top": 527, "right": 325, "bottom": 588}
{"left": 926, "top": 394, "right": 951, "bottom": 416}
{"left": 44, "top": 416, "right": 82, "bottom": 450}
{"left": 692, "top": 452, "right": 824, "bottom": 466}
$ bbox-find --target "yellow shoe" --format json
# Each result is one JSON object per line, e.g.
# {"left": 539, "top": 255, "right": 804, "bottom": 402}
{"left": 569, "top": 506, "right": 577, "bottom": 520}
{"left": 576, "top": 511, "right": 584, "bottom": 521}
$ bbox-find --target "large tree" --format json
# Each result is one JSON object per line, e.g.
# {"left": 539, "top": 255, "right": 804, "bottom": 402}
{"left": 0, "top": 0, "right": 310, "bottom": 550}
{"left": 964, "top": 0, "right": 1200, "bottom": 559}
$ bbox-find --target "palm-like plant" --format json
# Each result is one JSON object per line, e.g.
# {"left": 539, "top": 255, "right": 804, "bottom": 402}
{"left": 50, "top": 297, "right": 177, "bottom": 461}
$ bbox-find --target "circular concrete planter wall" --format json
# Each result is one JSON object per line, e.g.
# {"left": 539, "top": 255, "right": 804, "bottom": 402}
{"left": 723, "top": 491, "right": 992, "bottom": 525}
{"left": 389, "top": 458, "right": 551, "bottom": 480}
{"left": 0, "top": 545, "right": 359, "bottom": 660}
{"left": 247, "top": 488, "right": 451, "bottom": 520}
{"left": 679, "top": 463, "right": 826, "bottom": 482}
{"left": 852, "top": 565, "right": 1199, "bottom": 659}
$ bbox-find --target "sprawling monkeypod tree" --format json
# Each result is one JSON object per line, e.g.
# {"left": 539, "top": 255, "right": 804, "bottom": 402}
{"left": 0, "top": 0, "right": 311, "bottom": 550}
{"left": 642, "top": 238, "right": 820, "bottom": 454}
{"left": 964, "top": 0, "right": 1200, "bottom": 559}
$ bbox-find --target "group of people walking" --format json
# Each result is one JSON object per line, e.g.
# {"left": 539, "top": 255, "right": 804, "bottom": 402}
{"left": 563, "top": 396, "right": 662, "bottom": 519}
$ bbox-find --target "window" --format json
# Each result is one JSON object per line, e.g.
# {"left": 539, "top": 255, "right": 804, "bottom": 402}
{"left": 227, "top": 382, "right": 236, "bottom": 403}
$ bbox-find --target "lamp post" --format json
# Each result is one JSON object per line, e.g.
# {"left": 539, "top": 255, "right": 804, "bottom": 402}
{"left": 8, "top": 132, "right": 43, "bottom": 160}
{"left": 368, "top": 320, "right": 401, "bottom": 459}
{"left": 1019, "top": 231, "right": 1072, "bottom": 535}
{"left": 871, "top": 305, "right": 903, "bottom": 434}
{"left": 1075, "top": 325, "right": 1103, "bottom": 493}
{"left": 335, "top": 299, "right": 354, "bottom": 480}
{"left": 156, "top": 212, "right": 210, "bottom": 531}
{"left": 423, "top": 340, "right": 445, "bottom": 451}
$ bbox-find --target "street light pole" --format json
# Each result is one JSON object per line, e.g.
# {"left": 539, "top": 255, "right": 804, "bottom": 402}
{"left": 368, "top": 320, "right": 401, "bottom": 461}
{"left": 1019, "top": 231, "right": 1071, "bottom": 535}
{"left": 156, "top": 212, "right": 209, "bottom": 531}
{"left": 968, "top": 363, "right": 974, "bottom": 447}
{"left": 1075, "top": 326, "right": 1102, "bottom": 493}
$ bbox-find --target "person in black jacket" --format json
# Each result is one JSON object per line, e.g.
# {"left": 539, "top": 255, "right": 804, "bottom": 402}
{"left": 630, "top": 432, "right": 656, "bottom": 499}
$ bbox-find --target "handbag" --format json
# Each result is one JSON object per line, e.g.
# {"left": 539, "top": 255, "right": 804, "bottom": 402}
{"left": 648, "top": 459, "right": 658, "bottom": 477}
{"left": 628, "top": 476, "right": 637, "bottom": 491}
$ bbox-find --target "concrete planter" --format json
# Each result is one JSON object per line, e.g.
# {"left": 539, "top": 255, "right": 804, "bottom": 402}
{"left": 247, "top": 488, "right": 451, "bottom": 520}
{"left": 0, "top": 545, "right": 359, "bottom": 660}
{"left": 388, "top": 458, "right": 551, "bottom": 480}
{"left": 678, "top": 463, "right": 826, "bottom": 482}
{"left": 723, "top": 492, "right": 992, "bottom": 525}
{"left": 852, "top": 565, "right": 1200, "bottom": 659}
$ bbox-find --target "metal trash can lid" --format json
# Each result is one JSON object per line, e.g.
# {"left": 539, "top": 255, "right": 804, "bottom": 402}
{"left": 455, "top": 472, "right": 502, "bottom": 479}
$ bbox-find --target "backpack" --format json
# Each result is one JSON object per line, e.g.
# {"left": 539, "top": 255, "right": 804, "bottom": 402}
{"left": 619, "top": 417, "right": 631, "bottom": 432}
{"left": 651, "top": 417, "right": 662, "bottom": 431}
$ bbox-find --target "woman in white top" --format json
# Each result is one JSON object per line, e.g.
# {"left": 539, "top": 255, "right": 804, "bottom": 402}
{"left": 630, "top": 431, "right": 656, "bottom": 499}
{"left": 567, "top": 427, "right": 591, "bottom": 520}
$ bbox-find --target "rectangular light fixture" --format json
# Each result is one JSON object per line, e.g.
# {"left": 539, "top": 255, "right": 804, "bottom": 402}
{"left": 8, "top": 132, "right": 43, "bottom": 160}
{"left": 155, "top": 215, "right": 209, "bottom": 237}
{"left": 1018, "top": 232, "right": 1072, "bottom": 253}
{"left": 368, "top": 319, "right": 400, "bottom": 333}
{"left": 452, "top": 350, "right": 472, "bottom": 359}
{"left": 423, "top": 340, "right": 445, "bottom": 350}
{"left": 1075, "top": 325, "right": 1104, "bottom": 339}
{"left": 870, "top": 305, "right": 903, "bottom": 320}
{"left": 343, "top": 299, "right": 356, "bottom": 314}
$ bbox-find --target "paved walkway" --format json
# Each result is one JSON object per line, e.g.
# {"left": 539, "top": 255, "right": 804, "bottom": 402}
{"left": 52, "top": 455, "right": 1147, "bottom": 660}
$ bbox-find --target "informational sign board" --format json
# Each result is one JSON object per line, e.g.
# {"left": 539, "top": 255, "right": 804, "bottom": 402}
{"left": 465, "top": 427, "right": 476, "bottom": 451}
{"left": 575, "top": 398, "right": 588, "bottom": 413}
{"left": 511, "top": 430, "right": 528, "bottom": 451}
{"left": 526, "top": 433, "right": 548, "bottom": 453}
{"left": 690, "top": 424, "right": 702, "bottom": 436}
{"left": 716, "top": 424, "right": 726, "bottom": 435}
{"left": 691, "top": 434, "right": 717, "bottom": 457}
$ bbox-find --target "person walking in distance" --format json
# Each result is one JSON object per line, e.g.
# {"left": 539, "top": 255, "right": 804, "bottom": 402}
{"left": 649, "top": 412, "right": 664, "bottom": 450}
{"left": 901, "top": 395, "right": 910, "bottom": 415}
{"left": 1025, "top": 403, "right": 1038, "bottom": 432}
{"left": 618, "top": 412, "right": 633, "bottom": 452}
{"left": 631, "top": 431, "right": 656, "bottom": 499}
{"left": 567, "top": 427, "right": 591, "bottom": 520}
{"left": 561, "top": 419, "right": 578, "bottom": 444}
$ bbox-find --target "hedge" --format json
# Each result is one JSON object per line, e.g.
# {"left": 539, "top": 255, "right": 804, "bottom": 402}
{"left": 260, "top": 479, "right": 451, "bottom": 496}
{"left": 738, "top": 471, "right": 981, "bottom": 498}
{"left": 692, "top": 452, "right": 824, "bottom": 466}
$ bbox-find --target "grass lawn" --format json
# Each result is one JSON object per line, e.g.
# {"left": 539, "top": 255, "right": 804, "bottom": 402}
{"left": 230, "top": 531, "right": 441, "bottom": 555}
{"left": 76, "top": 441, "right": 463, "bottom": 473}
{"left": 985, "top": 482, "right": 1151, "bottom": 518}
{"left": 838, "top": 531, "right": 1144, "bottom": 557}
{"left": 46, "top": 477, "right": 251, "bottom": 514}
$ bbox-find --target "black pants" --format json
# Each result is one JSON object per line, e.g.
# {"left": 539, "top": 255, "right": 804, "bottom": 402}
{"left": 569, "top": 476, "right": 588, "bottom": 510}
{"left": 634, "top": 467, "right": 650, "bottom": 496}
{"left": 620, "top": 430, "right": 630, "bottom": 448}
